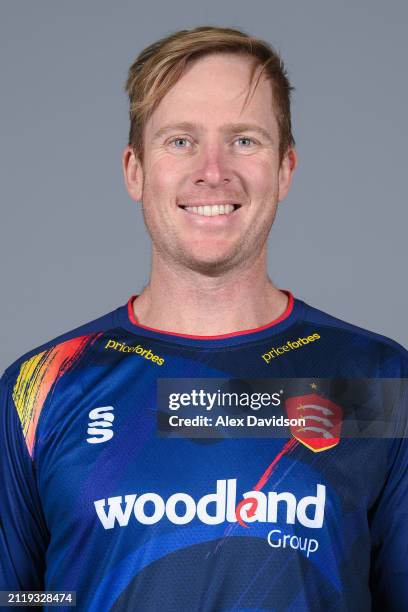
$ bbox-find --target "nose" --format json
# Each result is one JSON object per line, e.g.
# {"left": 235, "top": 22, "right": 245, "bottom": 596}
{"left": 191, "top": 143, "right": 233, "bottom": 188}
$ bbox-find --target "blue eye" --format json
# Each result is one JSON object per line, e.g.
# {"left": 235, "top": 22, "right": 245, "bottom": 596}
{"left": 170, "top": 137, "right": 190, "bottom": 147}
{"left": 236, "top": 137, "right": 253, "bottom": 147}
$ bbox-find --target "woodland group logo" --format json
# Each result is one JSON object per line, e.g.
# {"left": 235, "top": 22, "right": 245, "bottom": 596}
{"left": 94, "top": 479, "right": 326, "bottom": 529}
{"left": 94, "top": 479, "right": 325, "bottom": 557}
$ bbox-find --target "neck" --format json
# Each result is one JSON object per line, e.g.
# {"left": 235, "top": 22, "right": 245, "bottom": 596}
{"left": 132, "top": 248, "right": 289, "bottom": 336}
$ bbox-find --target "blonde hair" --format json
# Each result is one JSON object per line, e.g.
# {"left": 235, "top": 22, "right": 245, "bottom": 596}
{"left": 125, "top": 26, "right": 295, "bottom": 162}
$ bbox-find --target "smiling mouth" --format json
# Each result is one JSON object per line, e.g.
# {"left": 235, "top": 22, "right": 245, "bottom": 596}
{"left": 178, "top": 204, "right": 242, "bottom": 217}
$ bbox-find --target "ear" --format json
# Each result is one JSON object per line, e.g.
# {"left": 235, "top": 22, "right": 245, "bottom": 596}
{"left": 122, "top": 145, "right": 144, "bottom": 202}
{"left": 278, "top": 147, "right": 297, "bottom": 202}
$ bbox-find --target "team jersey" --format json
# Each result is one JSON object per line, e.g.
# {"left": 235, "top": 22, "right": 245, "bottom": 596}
{"left": 1, "top": 290, "right": 407, "bottom": 611}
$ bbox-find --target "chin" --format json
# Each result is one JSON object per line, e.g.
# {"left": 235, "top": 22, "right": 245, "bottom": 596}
{"left": 181, "top": 252, "right": 241, "bottom": 276}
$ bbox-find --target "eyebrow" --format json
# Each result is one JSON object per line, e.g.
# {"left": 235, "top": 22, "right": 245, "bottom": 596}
{"left": 152, "top": 121, "right": 274, "bottom": 143}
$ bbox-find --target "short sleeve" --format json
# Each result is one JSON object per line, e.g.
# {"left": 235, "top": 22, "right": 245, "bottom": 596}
{"left": 0, "top": 373, "right": 49, "bottom": 590}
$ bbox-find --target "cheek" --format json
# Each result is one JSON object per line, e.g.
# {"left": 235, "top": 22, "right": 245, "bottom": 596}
{"left": 143, "top": 155, "right": 185, "bottom": 196}
{"left": 242, "top": 157, "right": 279, "bottom": 198}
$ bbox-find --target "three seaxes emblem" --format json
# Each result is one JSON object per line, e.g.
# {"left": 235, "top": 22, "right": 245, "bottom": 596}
{"left": 285, "top": 393, "right": 343, "bottom": 452}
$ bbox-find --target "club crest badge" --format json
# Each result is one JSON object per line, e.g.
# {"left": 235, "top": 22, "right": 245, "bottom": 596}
{"left": 285, "top": 392, "right": 343, "bottom": 452}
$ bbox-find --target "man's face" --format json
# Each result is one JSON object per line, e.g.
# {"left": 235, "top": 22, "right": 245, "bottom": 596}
{"left": 123, "top": 53, "right": 296, "bottom": 275}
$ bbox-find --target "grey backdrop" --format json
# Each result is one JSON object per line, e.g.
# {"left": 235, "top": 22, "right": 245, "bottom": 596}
{"left": 1, "top": 0, "right": 407, "bottom": 372}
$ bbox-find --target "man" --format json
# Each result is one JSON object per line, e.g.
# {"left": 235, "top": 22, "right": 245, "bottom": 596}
{"left": 1, "top": 26, "right": 407, "bottom": 611}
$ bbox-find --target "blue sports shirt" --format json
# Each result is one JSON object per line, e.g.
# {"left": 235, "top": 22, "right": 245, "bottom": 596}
{"left": 1, "top": 291, "right": 407, "bottom": 611}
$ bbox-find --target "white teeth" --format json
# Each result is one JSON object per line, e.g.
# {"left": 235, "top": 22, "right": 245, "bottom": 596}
{"left": 182, "top": 204, "right": 236, "bottom": 216}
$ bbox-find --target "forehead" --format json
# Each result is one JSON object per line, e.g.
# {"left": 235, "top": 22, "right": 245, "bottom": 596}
{"left": 145, "top": 53, "right": 278, "bottom": 135}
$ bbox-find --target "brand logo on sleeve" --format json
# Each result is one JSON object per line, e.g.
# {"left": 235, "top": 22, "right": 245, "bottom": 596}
{"left": 104, "top": 339, "right": 165, "bottom": 366}
{"left": 86, "top": 406, "right": 115, "bottom": 443}
{"left": 261, "top": 333, "right": 321, "bottom": 363}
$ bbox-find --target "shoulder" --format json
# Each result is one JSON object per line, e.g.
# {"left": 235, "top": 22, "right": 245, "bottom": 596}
{"left": 298, "top": 297, "right": 408, "bottom": 376}
{"left": 1, "top": 301, "right": 125, "bottom": 386}
{"left": 0, "top": 300, "right": 127, "bottom": 458}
